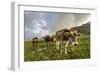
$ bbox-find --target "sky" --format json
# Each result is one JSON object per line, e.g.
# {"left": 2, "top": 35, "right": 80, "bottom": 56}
{"left": 24, "top": 11, "right": 90, "bottom": 41}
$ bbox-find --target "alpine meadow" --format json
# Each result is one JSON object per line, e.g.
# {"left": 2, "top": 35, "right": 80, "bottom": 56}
{"left": 24, "top": 21, "right": 90, "bottom": 61}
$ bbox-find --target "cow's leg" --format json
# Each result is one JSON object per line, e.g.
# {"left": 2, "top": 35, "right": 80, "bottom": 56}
{"left": 60, "top": 41, "right": 63, "bottom": 48}
{"left": 65, "top": 41, "right": 69, "bottom": 54}
{"left": 59, "top": 41, "right": 63, "bottom": 55}
{"left": 35, "top": 42, "right": 37, "bottom": 48}
{"left": 32, "top": 43, "right": 34, "bottom": 49}
{"left": 45, "top": 42, "right": 47, "bottom": 48}
{"left": 32, "top": 44, "right": 33, "bottom": 50}
{"left": 34, "top": 43, "right": 36, "bottom": 49}
{"left": 56, "top": 41, "right": 60, "bottom": 50}
{"left": 32, "top": 44, "right": 35, "bottom": 53}
{"left": 60, "top": 49, "right": 63, "bottom": 55}
{"left": 35, "top": 41, "right": 37, "bottom": 48}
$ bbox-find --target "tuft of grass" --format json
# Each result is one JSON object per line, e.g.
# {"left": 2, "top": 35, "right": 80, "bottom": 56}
{"left": 24, "top": 35, "right": 90, "bottom": 61}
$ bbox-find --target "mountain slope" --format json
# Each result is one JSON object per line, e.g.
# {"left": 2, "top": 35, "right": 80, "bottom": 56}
{"left": 71, "top": 22, "right": 90, "bottom": 35}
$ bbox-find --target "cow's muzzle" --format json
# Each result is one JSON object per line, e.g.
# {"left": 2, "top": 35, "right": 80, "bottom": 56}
{"left": 72, "top": 42, "right": 78, "bottom": 46}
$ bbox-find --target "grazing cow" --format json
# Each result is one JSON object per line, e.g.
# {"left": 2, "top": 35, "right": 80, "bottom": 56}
{"left": 32, "top": 37, "right": 38, "bottom": 50}
{"left": 55, "top": 28, "right": 81, "bottom": 54}
{"left": 43, "top": 35, "right": 54, "bottom": 47}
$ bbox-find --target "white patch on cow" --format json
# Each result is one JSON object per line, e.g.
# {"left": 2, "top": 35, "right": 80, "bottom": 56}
{"left": 53, "top": 38, "right": 56, "bottom": 42}
{"left": 56, "top": 41, "right": 60, "bottom": 50}
{"left": 65, "top": 41, "right": 69, "bottom": 54}
{"left": 72, "top": 42, "right": 78, "bottom": 46}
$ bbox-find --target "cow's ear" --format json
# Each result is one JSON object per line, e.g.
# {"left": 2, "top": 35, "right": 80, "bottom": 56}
{"left": 73, "top": 30, "right": 77, "bottom": 33}
{"left": 64, "top": 32, "right": 69, "bottom": 36}
{"left": 77, "top": 33, "right": 82, "bottom": 36}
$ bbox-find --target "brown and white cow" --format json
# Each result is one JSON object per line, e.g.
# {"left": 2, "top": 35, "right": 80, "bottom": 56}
{"left": 32, "top": 37, "right": 38, "bottom": 49}
{"left": 55, "top": 28, "right": 81, "bottom": 54}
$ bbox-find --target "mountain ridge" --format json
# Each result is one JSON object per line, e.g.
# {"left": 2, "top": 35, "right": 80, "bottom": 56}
{"left": 71, "top": 22, "right": 90, "bottom": 35}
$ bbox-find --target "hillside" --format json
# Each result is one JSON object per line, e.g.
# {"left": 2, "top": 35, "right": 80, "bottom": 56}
{"left": 71, "top": 22, "right": 90, "bottom": 35}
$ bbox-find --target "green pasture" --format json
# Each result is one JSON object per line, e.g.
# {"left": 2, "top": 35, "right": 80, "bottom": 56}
{"left": 24, "top": 35, "right": 90, "bottom": 62}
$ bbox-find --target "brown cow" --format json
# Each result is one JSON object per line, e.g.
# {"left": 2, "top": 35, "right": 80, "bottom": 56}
{"left": 32, "top": 37, "right": 38, "bottom": 50}
{"left": 55, "top": 28, "right": 81, "bottom": 54}
{"left": 43, "top": 35, "right": 54, "bottom": 47}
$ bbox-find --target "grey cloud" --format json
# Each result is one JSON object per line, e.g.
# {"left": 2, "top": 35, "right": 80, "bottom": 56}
{"left": 24, "top": 11, "right": 90, "bottom": 41}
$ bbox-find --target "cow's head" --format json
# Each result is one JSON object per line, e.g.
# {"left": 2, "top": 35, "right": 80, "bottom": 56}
{"left": 64, "top": 29, "right": 82, "bottom": 46}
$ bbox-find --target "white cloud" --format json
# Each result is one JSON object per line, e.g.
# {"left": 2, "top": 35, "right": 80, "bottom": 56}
{"left": 41, "top": 29, "right": 51, "bottom": 37}
{"left": 40, "top": 20, "right": 47, "bottom": 27}
{"left": 31, "top": 19, "right": 50, "bottom": 38}
{"left": 32, "top": 28, "right": 41, "bottom": 34}
{"left": 32, "top": 19, "right": 47, "bottom": 27}
{"left": 32, "top": 27, "right": 50, "bottom": 37}
{"left": 32, "top": 27, "right": 42, "bottom": 34}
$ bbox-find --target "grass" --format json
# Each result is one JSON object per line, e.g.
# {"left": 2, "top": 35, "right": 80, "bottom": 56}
{"left": 24, "top": 35, "right": 90, "bottom": 62}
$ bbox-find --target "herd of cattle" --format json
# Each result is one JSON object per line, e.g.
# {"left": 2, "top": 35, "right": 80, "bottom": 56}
{"left": 32, "top": 28, "right": 82, "bottom": 54}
